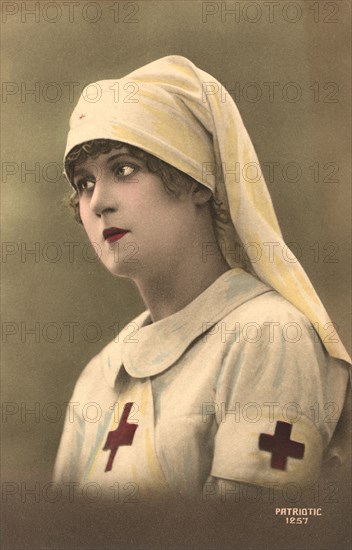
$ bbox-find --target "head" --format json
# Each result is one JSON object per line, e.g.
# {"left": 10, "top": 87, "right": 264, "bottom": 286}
{"left": 63, "top": 57, "right": 259, "bottom": 279}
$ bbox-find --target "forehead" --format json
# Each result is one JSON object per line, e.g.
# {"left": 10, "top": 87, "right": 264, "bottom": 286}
{"left": 78, "top": 145, "right": 128, "bottom": 162}
{"left": 72, "top": 145, "right": 144, "bottom": 174}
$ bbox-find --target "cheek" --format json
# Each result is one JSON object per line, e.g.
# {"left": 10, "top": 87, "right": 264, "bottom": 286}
{"left": 77, "top": 198, "right": 90, "bottom": 223}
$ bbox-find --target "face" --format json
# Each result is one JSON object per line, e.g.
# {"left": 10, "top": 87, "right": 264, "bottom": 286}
{"left": 73, "top": 147, "right": 200, "bottom": 281}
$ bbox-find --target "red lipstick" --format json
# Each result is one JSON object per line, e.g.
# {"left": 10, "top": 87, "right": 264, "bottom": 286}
{"left": 103, "top": 227, "right": 129, "bottom": 243}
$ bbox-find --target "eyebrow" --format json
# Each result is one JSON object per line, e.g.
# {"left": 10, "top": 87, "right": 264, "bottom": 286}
{"left": 73, "top": 167, "right": 93, "bottom": 180}
{"left": 106, "top": 152, "right": 141, "bottom": 164}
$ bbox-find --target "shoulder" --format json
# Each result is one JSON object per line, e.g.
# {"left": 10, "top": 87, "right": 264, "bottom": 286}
{"left": 219, "top": 288, "right": 314, "bottom": 348}
{"left": 217, "top": 288, "right": 330, "bottom": 381}
{"left": 216, "top": 289, "right": 349, "bottom": 404}
{"left": 228, "top": 288, "right": 312, "bottom": 329}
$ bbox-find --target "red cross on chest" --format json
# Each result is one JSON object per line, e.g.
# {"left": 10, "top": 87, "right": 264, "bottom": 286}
{"left": 103, "top": 402, "right": 138, "bottom": 472}
{"left": 259, "top": 421, "right": 305, "bottom": 470}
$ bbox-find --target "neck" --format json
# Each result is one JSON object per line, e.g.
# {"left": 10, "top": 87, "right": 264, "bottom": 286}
{"left": 134, "top": 242, "right": 230, "bottom": 322}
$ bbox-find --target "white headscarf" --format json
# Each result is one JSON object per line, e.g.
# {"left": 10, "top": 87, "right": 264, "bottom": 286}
{"left": 64, "top": 55, "right": 350, "bottom": 365}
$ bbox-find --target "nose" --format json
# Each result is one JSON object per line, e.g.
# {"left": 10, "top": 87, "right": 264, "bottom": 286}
{"left": 89, "top": 177, "right": 118, "bottom": 217}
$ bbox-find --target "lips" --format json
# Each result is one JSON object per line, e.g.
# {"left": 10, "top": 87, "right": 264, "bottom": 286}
{"left": 103, "top": 227, "right": 130, "bottom": 243}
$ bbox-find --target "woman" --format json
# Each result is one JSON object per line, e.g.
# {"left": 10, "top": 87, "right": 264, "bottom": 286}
{"left": 54, "top": 56, "right": 350, "bottom": 501}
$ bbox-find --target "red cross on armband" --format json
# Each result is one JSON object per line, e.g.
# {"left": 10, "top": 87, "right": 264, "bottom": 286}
{"left": 103, "top": 402, "right": 138, "bottom": 472}
{"left": 259, "top": 421, "right": 305, "bottom": 471}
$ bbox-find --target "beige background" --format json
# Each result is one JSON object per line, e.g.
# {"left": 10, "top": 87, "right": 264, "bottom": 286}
{"left": 1, "top": 1, "right": 351, "bottom": 548}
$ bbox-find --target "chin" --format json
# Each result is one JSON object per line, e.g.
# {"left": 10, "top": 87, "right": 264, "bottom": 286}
{"left": 103, "top": 259, "right": 141, "bottom": 280}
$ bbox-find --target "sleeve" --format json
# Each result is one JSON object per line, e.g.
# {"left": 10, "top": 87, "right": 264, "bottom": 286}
{"left": 210, "top": 299, "right": 349, "bottom": 488}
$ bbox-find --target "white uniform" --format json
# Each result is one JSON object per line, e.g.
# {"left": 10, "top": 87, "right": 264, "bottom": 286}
{"left": 53, "top": 269, "right": 349, "bottom": 500}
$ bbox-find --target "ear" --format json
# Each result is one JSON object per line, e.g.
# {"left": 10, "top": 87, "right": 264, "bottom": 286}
{"left": 191, "top": 182, "right": 213, "bottom": 206}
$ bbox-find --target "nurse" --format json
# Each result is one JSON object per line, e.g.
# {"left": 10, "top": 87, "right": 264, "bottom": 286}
{"left": 54, "top": 56, "right": 350, "bottom": 500}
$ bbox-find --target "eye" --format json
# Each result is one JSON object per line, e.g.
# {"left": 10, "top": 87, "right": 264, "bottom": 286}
{"left": 114, "top": 164, "right": 138, "bottom": 178}
{"left": 76, "top": 178, "right": 95, "bottom": 194}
